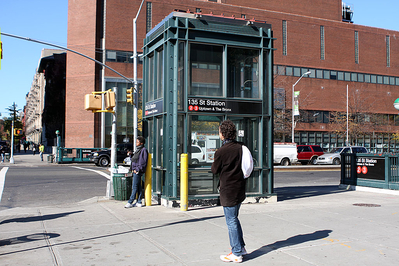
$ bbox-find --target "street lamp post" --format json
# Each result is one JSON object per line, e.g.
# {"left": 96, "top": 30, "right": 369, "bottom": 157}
{"left": 132, "top": 0, "right": 145, "bottom": 151}
{"left": 291, "top": 71, "right": 311, "bottom": 143}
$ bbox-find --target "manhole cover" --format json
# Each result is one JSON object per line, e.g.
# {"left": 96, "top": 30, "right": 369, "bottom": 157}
{"left": 353, "top": 203, "right": 381, "bottom": 207}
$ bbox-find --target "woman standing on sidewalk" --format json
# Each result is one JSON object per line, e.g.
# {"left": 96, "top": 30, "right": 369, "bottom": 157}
{"left": 212, "top": 120, "right": 247, "bottom": 263}
{"left": 125, "top": 136, "right": 148, "bottom": 208}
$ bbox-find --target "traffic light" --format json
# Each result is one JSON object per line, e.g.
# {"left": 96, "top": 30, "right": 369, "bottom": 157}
{"left": 14, "top": 128, "right": 22, "bottom": 136}
{"left": 126, "top": 87, "right": 133, "bottom": 104}
{"left": 105, "top": 90, "right": 116, "bottom": 110}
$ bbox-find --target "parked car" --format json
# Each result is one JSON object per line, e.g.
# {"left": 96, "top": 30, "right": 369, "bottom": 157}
{"left": 190, "top": 145, "right": 206, "bottom": 165}
{"left": 273, "top": 143, "right": 298, "bottom": 166}
{"left": 316, "top": 146, "right": 368, "bottom": 165}
{"left": 297, "top": 145, "right": 324, "bottom": 165}
{"left": 90, "top": 143, "right": 133, "bottom": 167}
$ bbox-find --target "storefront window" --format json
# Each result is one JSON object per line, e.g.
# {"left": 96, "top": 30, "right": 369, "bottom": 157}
{"left": 227, "top": 47, "right": 260, "bottom": 98}
{"left": 189, "top": 44, "right": 223, "bottom": 97}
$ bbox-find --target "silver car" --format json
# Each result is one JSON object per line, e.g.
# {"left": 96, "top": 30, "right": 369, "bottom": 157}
{"left": 316, "top": 146, "right": 368, "bottom": 165}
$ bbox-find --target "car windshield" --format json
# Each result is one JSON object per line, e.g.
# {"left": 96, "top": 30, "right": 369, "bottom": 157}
{"left": 330, "top": 148, "right": 343, "bottom": 153}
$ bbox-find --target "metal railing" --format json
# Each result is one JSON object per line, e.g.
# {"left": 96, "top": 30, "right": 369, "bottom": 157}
{"left": 57, "top": 148, "right": 99, "bottom": 163}
{"left": 341, "top": 153, "right": 399, "bottom": 190}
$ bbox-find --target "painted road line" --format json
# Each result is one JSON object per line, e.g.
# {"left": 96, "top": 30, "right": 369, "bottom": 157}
{"left": 71, "top": 166, "right": 111, "bottom": 180}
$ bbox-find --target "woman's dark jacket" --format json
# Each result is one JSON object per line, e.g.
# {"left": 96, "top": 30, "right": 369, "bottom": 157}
{"left": 130, "top": 147, "right": 148, "bottom": 174}
{"left": 211, "top": 141, "right": 246, "bottom": 207}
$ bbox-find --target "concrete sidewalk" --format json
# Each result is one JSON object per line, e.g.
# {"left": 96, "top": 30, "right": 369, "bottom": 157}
{"left": 1, "top": 154, "right": 399, "bottom": 265}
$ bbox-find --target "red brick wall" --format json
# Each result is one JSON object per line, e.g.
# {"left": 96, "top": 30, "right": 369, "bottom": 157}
{"left": 66, "top": 0, "right": 399, "bottom": 146}
{"left": 66, "top": 0, "right": 98, "bottom": 148}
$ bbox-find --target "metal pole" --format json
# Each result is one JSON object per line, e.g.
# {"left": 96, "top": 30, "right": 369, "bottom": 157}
{"left": 346, "top": 84, "right": 349, "bottom": 146}
{"left": 10, "top": 120, "right": 14, "bottom": 164}
{"left": 133, "top": 0, "right": 145, "bottom": 151}
{"left": 291, "top": 83, "right": 295, "bottom": 143}
{"left": 1, "top": 32, "right": 134, "bottom": 86}
{"left": 291, "top": 71, "right": 311, "bottom": 143}
{"left": 107, "top": 87, "right": 117, "bottom": 198}
{"left": 110, "top": 87, "right": 117, "bottom": 168}
{"left": 180, "top": 154, "right": 188, "bottom": 211}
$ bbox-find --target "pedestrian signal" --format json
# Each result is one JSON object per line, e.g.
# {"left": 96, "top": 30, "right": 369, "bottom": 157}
{"left": 14, "top": 128, "right": 22, "bottom": 136}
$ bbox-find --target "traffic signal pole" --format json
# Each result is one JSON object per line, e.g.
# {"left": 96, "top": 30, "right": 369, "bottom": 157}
{"left": 133, "top": 0, "right": 145, "bottom": 152}
{"left": 10, "top": 120, "right": 14, "bottom": 164}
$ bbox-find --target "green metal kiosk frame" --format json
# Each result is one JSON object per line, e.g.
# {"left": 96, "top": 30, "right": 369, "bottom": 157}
{"left": 142, "top": 12, "right": 275, "bottom": 206}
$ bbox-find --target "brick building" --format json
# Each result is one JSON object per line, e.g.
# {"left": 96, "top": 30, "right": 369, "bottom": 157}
{"left": 67, "top": 0, "right": 399, "bottom": 152}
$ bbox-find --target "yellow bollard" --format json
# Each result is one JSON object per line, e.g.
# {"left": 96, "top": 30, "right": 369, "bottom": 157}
{"left": 144, "top": 153, "right": 152, "bottom": 207}
{"left": 180, "top": 153, "right": 188, "bottom": 211}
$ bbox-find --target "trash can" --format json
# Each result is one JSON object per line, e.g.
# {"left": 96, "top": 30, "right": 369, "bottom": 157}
{"left": 113, "top": 173, "right": 132, "bottom": 200}
{"left": 47, "top": 155, "right": 54, "bottom": 163}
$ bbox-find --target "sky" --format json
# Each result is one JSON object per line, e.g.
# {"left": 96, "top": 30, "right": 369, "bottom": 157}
{"left": 0, "top": 0, "right": 398, "bottom": 119}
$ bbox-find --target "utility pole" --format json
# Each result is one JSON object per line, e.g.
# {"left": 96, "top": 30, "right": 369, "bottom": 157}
{"left": 132, "top": 0, "right": 145, "bottom": 151}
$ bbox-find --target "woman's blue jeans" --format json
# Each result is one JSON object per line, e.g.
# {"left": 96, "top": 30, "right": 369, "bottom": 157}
{"left": 128, "top": 172, "right": 143, "bottom": 204}
{"left": 223, "top": 203, "right": 245, "bottom": 256}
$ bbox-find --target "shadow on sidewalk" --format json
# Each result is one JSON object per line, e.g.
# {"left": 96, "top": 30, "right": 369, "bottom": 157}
{"left": 246, "top": 229, "right": 332, "bottom": 260}
{"left": 0, "top": 213, "right": 224, "bottom": 256}
{"left": 0, "top": 232, "right": 60, "bottom": 246}
{"left": 0, "top": 210, "right": 84, "bottom": 224}
{"left": 275, "top": 185, "right": 346, "bottom": 202}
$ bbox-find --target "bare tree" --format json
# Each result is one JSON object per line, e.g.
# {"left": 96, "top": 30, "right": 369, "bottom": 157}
{"left": 329, "top": 88, "right": 377, "bottom": 145}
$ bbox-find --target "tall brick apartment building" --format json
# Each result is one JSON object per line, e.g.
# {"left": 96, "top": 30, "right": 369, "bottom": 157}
{"left": 67, "top": 0, "right": 399, "bottom": 152}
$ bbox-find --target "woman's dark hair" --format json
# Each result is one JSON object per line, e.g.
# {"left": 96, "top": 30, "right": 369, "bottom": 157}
{"left": 219, "top": 120, "right": 237, "bottom": 140}
{"left": 137, "top": 136, "right": 146, "bottom": 145}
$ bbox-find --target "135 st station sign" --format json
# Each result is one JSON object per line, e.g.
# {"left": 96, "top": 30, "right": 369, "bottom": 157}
{"left": 188, "top": 98, "right": 262, "bottom": 114}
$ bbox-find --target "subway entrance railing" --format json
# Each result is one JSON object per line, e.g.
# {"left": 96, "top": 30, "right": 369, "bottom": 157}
{"left": 56, "top": 147, "right": 99, "bottom": 163}
{"left": 341, "top": 153, "right": 399, "bottom": 190}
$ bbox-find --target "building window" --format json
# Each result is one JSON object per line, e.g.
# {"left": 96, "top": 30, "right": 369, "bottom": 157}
{"left": 344, "top": 72, "right": 350, "bottom": 81}
{"left": 282, "top": 20, "right": 287, "bottom": 56}
{"left": 285, "top": 66, "right": 293, "bottom": 76}
{"left": 106, "top": 50, "right": 139, "bottom": 63}
{"left": 293, "top": 67, "right": 301, "bottom": 77}
{"left": 320, "top": 26, "right": 325, "bottom": 60}
{"left": 146, "top": 2, "right": 152, "bottom": 33}
{"left": 316, "top": 69, "right": 323, "bottom": 79}
{"left": 355, "top": 31, "right": 359, "bottom": 64}
{"left": 386, "top": 35, "right": 390, "bottom": 67}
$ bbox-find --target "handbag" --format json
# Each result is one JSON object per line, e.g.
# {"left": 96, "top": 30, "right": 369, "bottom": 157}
{"left": 241, "top": 145, "right": 253, "bottom": 179}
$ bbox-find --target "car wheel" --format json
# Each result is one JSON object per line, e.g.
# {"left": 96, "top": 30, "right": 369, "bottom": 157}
{"left": 192, "top": 159, "right": 199, "bottom": 165}
{"left": 99, "top": 156, "right": 110, "bottom": 167}
{"left": 281, "top": 158, "right": 290, "bottom": 166}
{"left": 310, "top": 157, "right": 318, "bottom": 165}
{"left": 332, "top": 158, "right": 340, "bottom": 165}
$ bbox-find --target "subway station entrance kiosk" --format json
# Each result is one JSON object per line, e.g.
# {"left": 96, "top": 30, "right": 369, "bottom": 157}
{"left": 142, "top": 12, "right": 275, "bottom": 206}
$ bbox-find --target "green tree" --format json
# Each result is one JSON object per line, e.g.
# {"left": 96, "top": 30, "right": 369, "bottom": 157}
{"left": 3, "top": 102, "right": 23, "bottom": 142}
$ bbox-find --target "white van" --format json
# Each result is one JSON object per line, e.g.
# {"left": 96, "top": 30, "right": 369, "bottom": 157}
{"left": 273, "top": 142, "right": 298, "bottom": 166}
